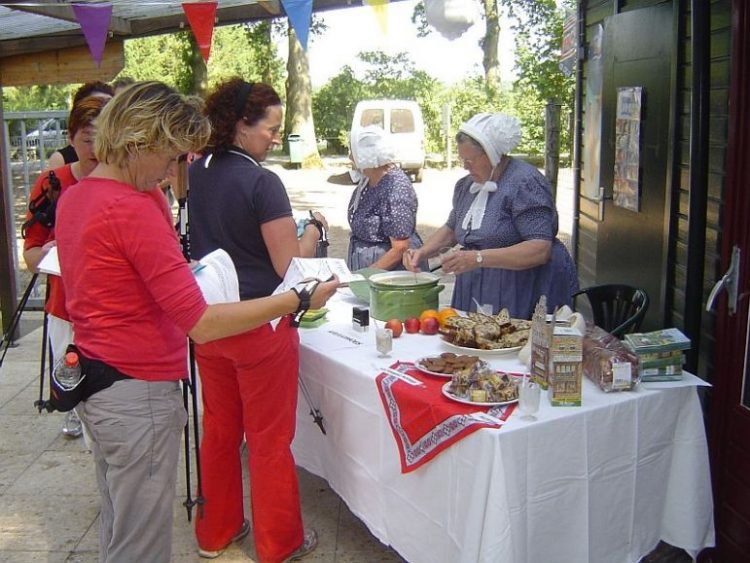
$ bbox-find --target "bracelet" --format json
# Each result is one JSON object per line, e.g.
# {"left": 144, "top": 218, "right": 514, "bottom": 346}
{"left": 290, "top": 278, "right": 321, "bottom": 327}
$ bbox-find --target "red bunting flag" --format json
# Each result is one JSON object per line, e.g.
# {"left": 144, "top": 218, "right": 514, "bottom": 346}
{"left": 72, "top": 2, "right": 113, "bottom": 67}
{"left": 182, "top": 1, "right": 218, "bottom": 63}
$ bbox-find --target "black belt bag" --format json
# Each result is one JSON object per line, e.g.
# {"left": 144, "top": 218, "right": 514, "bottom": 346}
{"left": 47, "top": 344, "right": 133, "bottom": 412}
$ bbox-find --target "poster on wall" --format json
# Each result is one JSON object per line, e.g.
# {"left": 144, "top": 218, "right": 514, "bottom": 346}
{"left": 613, "top": 86, "right": 643, "bottom": 212}
{"left": 583, "top": 23, "right": 604, "bottom": 199}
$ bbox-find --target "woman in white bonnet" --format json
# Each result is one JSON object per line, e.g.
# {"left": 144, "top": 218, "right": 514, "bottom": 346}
{"left": 403, "top": 112, "right": 578, "bottom": 318}
{"left": 347, "top": 125, "right": 427, "bottom": 270}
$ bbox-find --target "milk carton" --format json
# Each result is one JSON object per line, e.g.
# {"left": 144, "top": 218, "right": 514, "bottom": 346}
{"left": 548, "top": 325, "right": 583, "bottom": 406}
{"left": 531, "top": 297, "right": 551, "bottom": 389}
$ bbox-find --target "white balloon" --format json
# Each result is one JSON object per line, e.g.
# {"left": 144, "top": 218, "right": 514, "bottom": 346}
{"left": 424, "top": 0, "right": 479, "bottom": 40}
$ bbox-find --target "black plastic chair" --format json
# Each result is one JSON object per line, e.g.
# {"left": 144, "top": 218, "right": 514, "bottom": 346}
{"left": 573, "top": 284, "right": 650, "bottom": 338}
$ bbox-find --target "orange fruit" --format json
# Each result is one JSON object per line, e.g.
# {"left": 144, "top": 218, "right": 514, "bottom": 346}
{"left": 419, "top": 309, "right": 440, "bottom": 324}
{"left": 437, "top": 307, "right": 459, "bottom": 328}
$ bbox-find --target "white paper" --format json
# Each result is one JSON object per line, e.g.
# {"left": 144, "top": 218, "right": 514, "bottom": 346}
{"left": 273, "top": 257, "right": 364, "bottom": 296}
{"left": 37, "top": 245, "right": 61, "bottom": 276}
{"left": 194, "top": 249, "right": 240, "bottom": 305}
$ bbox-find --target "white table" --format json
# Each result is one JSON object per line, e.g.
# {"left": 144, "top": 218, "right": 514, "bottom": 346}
{"left": 292, "top": 294, "right": 715, "bottom": 563}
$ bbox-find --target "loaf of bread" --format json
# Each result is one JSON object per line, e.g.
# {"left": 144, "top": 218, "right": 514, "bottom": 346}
{"left": 582, "top": 323, "right": 640, "bottom": 392}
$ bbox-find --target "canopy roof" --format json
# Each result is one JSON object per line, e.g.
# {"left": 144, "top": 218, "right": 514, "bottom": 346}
{"left": 0, "top": 0, "right": 366, "bottom": 58}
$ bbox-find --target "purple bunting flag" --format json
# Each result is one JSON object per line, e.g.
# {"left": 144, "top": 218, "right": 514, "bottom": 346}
{"left": 72, "top": 2, "right": 113, "bottom": 67}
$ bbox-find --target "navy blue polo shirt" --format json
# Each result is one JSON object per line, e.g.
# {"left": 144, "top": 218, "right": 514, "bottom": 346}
{"left": 188, "top": 147, "right": 293, "bottom": 300}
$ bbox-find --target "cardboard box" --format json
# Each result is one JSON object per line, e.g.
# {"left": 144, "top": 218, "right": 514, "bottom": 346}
{"left": 531, "top": 297, "right": 551, "bottom": 389}
{"left": 548, "top": 326, "right": 583, "bottom": 406}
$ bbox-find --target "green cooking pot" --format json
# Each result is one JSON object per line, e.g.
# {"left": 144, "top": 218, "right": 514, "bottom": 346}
{"left": 348, "top": 267, "right": 387, "bottom": 302}
{"left": 368, "top": 271, "right": 444, "bottom": 321}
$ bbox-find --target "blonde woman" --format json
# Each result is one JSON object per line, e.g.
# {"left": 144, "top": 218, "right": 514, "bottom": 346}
{"left": 54, "top": 81, "right": 338, "bottom": 563}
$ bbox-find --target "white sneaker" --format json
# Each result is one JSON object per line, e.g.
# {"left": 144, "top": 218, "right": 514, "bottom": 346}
{"left": 284, "top": 529, "right": 318, "bottom": 562}
{"left": 198, "top": 519, "right": 251, "bottom": 559}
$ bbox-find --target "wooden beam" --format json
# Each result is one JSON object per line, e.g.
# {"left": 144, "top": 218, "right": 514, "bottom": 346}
{"left": 0, "top": 41, "right": 124, "bottom": 87}
{"left": 258, "top": 1, "right": 283, "bottom": 16}
{"left": 8, "top": 5, "right": 132, "bottom": 34}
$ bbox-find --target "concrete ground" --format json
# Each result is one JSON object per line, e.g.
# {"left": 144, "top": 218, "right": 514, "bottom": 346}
{"left": 0, "top": 317, "right": 407, "bottom": 562}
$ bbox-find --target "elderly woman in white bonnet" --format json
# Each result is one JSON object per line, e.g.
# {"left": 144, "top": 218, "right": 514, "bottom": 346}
{"left": 403, "top": 112, "right": 578, "bottom": 318}
{"left": 347, "top": 125, "right": 427, "bottom": 271}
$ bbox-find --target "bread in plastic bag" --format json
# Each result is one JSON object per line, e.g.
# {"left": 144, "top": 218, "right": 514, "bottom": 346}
{"left": 582, "top": 323, "right": 640, "bottom": 392}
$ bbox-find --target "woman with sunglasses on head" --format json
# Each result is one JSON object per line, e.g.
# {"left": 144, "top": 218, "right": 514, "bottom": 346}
{"left": 187, "top": 78, "right": 324, "bottom": 562}
{"left": 403, "top": 112, "right": 578, "bottom": 319}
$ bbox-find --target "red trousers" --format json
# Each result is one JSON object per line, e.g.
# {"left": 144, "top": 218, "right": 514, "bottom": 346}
{"left": 194, "top": 318, "right": 303, "bottom": 563}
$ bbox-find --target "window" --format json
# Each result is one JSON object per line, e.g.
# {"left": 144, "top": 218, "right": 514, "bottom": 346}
{"left": 360, "top": 109, "right": 384, "bottom": 129}
{"left": 390, "top": 109, "right": 415, "bottom": 134}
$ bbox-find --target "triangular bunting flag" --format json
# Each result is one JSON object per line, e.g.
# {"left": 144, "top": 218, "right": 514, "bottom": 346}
{"left": 72, "top": 2, "right": 112, "bottom": 67}
{"left": 182, "top": 1, "right": 218, "bottom": 63}
{"left": 280, "top": 0, "right": 313, "bottom": 51}
{"left": 364, "top": 0, "right": 389, "bottom": 36}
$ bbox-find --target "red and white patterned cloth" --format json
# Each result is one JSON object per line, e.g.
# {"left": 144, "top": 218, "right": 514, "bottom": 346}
{"left": 376, "top": 362, "right": 516, "bottom": 473}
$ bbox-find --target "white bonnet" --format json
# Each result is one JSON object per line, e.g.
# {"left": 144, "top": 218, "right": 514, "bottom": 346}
{"left": 349, "top": 125, "right": 396, "bottom": 170}
{"left": 458, "top": 113, "right": 522, "bottom": 167}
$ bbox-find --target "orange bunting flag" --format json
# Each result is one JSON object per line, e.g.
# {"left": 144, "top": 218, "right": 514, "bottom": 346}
{"left": 182, "top": 1, "right": 218, "bottom": 63}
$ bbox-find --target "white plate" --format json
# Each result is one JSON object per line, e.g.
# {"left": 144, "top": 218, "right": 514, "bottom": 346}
{"left": 414, "top": 356, "right": 488, "bottom": 379}
{"left": 441, "top": 381, "right": 519, "bottom": 407}
{"left": 441, "top": 337, "right": 523, "bottom": 356}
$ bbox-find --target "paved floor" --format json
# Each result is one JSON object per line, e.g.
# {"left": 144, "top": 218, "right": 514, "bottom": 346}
{"left": 0, "top": 315, "right": 405, "bottom": 562}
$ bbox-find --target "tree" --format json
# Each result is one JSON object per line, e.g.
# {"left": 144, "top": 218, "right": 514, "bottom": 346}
{"left": 284, "top": 25, "right": 322, "bottom": 167}
{"left": 481, "top": 0, "right": 501, "bottom": 86}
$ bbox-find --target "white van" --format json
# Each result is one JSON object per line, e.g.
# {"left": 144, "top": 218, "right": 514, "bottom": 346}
{"left": 351, "top": 99, "right": 426, "bottom": 182}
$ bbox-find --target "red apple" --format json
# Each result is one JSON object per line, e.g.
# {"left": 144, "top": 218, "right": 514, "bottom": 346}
{"left": 404, "top": 317, "right": 421, "bottom": 334}
{"left": 385, "top": 319, "right": 403, "bottom": 338}
{"left": 420, "top": 317, "right": 440, "bottom": 335}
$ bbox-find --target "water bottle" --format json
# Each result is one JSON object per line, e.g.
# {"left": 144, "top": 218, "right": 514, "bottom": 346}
{"left": 54, "top": 351, "right": 82, "bottom": 390}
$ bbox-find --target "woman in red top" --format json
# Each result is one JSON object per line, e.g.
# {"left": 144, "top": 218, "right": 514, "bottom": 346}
{"left": 54, "top": 81, "right": 338, "bottom": 563}
{"left": 22, "top": 95, "right": 109, "bottom": 439}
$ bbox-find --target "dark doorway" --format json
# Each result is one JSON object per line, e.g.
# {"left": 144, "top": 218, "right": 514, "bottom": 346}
{"left": 705, "top": 0, "right": 750, "bottom": 560}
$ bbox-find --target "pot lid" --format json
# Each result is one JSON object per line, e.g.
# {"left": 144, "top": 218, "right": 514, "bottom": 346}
{"left": 368, "top": 271, "right": 440, "bottom": 287}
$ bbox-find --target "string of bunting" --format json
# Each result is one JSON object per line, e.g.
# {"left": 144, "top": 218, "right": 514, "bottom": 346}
{"left": 1, "top": 0, "right": 403, "bottom": 66}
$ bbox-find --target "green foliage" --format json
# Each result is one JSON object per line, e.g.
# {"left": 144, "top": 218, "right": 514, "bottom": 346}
{"left": 119, "top": 25, "right": 285, "bottom": 95}
{"left": 2, "top": 85, "right": 73, "bottom": 112}
{"left": 121, "top": 33, "right": 186, "bottom": 90}
{"left": 510, "top": 1, "right": 574, "bottom": 155}
{"left": 312, "top": 51, "right": 441, "bottom": 153}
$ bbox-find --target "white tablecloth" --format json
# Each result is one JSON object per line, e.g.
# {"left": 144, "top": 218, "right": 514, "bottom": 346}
{"left": 292, "top": 294, "right": 715, "bottom": 563}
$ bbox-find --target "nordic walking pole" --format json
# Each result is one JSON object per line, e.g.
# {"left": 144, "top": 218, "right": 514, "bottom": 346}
{"left": 173, "top": 156, "right": 204, "bottom": 520}
{"left": 298, "top": 376, "right": 326, "bottom": 435}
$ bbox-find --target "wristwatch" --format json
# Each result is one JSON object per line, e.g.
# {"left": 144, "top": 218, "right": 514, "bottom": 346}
{"left": 475, "top": 251, "right": 483, "bottom": 265}
{"left": 291, "top": 278, "right": 321, "bottom": 327}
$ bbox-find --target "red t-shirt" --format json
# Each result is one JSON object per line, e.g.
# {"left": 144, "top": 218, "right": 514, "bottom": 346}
{"left": 55, "top": 177, "right": 208, "bottom": 381}
{"left": 23, "top": 165, "right": 77, "bottom": 320}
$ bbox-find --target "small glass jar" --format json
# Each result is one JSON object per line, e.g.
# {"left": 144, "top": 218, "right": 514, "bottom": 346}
{"left": 375, "top": 328, "right": 393, "bottom": 357}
